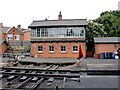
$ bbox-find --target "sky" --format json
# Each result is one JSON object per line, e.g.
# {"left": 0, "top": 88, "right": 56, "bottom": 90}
{"left": 0, "top": 0, "right": 119, "bottom": 29}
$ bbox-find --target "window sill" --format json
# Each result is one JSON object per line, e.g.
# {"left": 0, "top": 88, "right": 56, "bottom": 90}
{"left": 49, "top": 51, "right": 54, "bottom": 53}
{"left": 38, "top": 51, "right": 43, "bottom": 53}
{"left": 72, "top": 51, "right": 78, "bottom": 54}
{"left": 60, "top": 51, "right": 67, "bottom": 54}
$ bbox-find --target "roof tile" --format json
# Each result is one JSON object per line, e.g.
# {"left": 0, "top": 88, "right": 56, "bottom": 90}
{"left": 29, "top": 19, "right": 87, "bottom": 27}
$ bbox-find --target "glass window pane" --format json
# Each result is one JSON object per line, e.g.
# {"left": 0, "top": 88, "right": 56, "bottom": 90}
{"left": 49, "top": 46, "right": 54, "bottom": 52}
{"left": 61, "top": 46, "right": 66, "bottom": 51}
{"left": 8, "top": 34, "right": 12, "bottom": 40}
{"left": 73, "top": 46, "right": 78, "bottom": 52}
{"left": 32, "top": 27, "right": 85, "bottom": 38}
{"left": 38, "top": 46, "right": 43, "bottom": 52}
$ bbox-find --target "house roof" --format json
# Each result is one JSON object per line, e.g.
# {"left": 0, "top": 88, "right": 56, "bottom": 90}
{"left": 94, "top": 37, "right": 120, "bottom": 44}
{"left": 2, "top": 26, "right": 30, "bottom": 34}
{"left": 2, "top": 27, "right": 10, "bottom": 33}
{"left": 29, "top": 19, "right": 87, "bottom": 28}
{"left": 22, "top": 29, "right": 31, "bottom": 33}
{"left": 15, "top": 28, "right": 23, "bottom": 34}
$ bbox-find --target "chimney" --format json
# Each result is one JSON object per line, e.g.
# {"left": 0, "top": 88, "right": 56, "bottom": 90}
{"left": 58, "top": 11, "right": 62, "bottom": 20}
{"left": 0, "top": 23, "right": 3, "bottom": 40}
{"left": 0, "top": 23, "right": 3, "bottom": 28}
{"left": 45, "top": 18, "right": 48, "bottom": 21}
{"left": 17, "top": 24, "right": 21, "bottom": 29}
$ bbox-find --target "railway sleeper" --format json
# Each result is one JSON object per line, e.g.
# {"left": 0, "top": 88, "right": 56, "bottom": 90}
{"left": 47, "top": 77, "right": 54, "bottom": 86}
{"left": 30, "top": 78, "right": 44, "bottom": 90}
{"left": 15, "top": 78, "right": 31, "bottom": 89}
{"left": 19, "top": 76, "right": 28, "bottom": 82}
{"left": 31, "top": 77, "right": 38, "bottom": 82}
{"left": 7, "top": 76, "right": 16, "bottom": 81}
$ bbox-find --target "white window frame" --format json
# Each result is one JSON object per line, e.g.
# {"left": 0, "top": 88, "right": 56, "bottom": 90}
{"left": 31, "top": 27, "right": 85, "bottom": 39}
{"left": 7, "top": 34, "right": 13, "bottom": 40}
{"left": 61, "top": 46, "right": 66, "bottom": 53}
{"left": 49, "top": 46, "right": 54, "bottom": 53}
{"left": 38, "top": 46, "right": 43, "bottom": 53}
{"left": 72, "top": 46, "right": 78, "bottom": 53}
{"left": 14, "top": 35, "right": 20, "bottom": 40}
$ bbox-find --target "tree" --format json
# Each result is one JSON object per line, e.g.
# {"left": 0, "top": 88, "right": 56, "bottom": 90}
{"left": 118, "top": 17, "right": 120, "bottom": 36}
{"left": 100, "top": 10, "right": 120, "bottom": 18}
{"left": 86, "top": 20, "right": 107, "bottom": 38}
{"left": 86, "top": 10, "right": 120, "bottom": 38}
{"left": 96, "top": 12, "right": 119, "bottom": 37}
{"left": 86, "top": 20, "right": 107, "bottom": 53}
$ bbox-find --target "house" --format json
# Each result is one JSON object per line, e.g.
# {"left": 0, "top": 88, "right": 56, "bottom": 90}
{"left": 94, "top": 37, "right": 120, "bottom": 58}
{"left": 4, "top": 25, "right": 24, "bottom": 42}
{"left": 0, "top": 23, "right": 31, "bottom": 54}
{"left": 0, "top": 23, "right": 31, "bottom": 42}
{"left": 29, "top": 12, "right": 87, "bottom": 58}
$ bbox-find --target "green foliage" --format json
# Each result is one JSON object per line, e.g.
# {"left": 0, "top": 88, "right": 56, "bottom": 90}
{"left": 96, "top": 13, "right": 118, "bottom": 37}
{"left": 100, "top": 10, "right": 120, "bottom": 17}
{"left": 86, "top": 20, "right": 107, "bottom": 38}
{"left": 118, "top": 17, "right": 120, "bottom": 36}
{"left": 87, "top": 10, "right": 120, "bottom": 38}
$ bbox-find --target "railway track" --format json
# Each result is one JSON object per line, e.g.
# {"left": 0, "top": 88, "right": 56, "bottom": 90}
{"left": 1, "top": 66, "right": 119, "bottom": 75}
{"left": 1, "top": 64, "right": 119, "bottom": 90}
{"left": 1, "top": 65, "right": 61, "bottom": 90}
{"left": 19, "top": 65, "right": 54, "bottom": 90}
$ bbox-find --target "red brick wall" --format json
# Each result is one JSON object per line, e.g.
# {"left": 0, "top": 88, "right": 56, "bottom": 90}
{"left": 23, "top": 31, "right": 31, "bottom": 41}
{"left": 31, "top": 42, "right": 86, "bottom": 58}
{"left": 0, "top": 25, "right": 7, "bottom": 54}
{"left": 95, "top": 44, "right": 120, "bottom": 54}
{"left": 4, "top": 33, "right": 7, "bottom": 40}
{"left": 0, "top": 42, "right": 8, "bottom": 54}
{"left": 0, "top": 31, "right": 4, "bottom": 40}
{"left": 0, "top": 25, "right": 4, "bottom": 39}
{"left": 0, "top": 31, "right": 5, "bottom": 39}
{"left": 5, "top": 27, "right": 23, "bottom": 41}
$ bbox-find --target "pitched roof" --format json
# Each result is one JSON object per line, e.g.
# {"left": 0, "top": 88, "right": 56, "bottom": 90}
{"left": 22, "top": 29, "right": 31, "bottom": 33}
{"left": 2, "top": 26, "right": 30, "bottom": 34}
{"left": 94, "top": 37, "right": 120, "bottom": 44}
{"left": 2, "top": 27, "right": 10, "bottom": 33}
{"left": 2, "top": 26, "right": 28, "bottom": 34}
{"left": 29, "top": 19, "right": 87, "bottom": 28}
{"left": 15, "top": 28, "right": 23, "bottom": 34}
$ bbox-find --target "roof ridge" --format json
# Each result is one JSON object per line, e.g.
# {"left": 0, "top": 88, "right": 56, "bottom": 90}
{"left": 33, "top": 19, "right": 87, "bottom": 22}
{"left": 3, "top": 26, "right": 10, "bottom": 28}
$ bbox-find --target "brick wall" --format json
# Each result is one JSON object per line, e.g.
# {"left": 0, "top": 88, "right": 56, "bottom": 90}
{"left": 0, "top": 42, "right": 8, "bottom": 55}
{"left": 0, "top": 23, "right": 4, "bottom": 39}
{"left": 2, "top": 31, "right": 5, "bottom": 39}
{"left": 5, "top": 27, "right": 24, "bottom": 41}
{"left": 23, "top": 31, "right": 31, "bottom": 41}
{"left": 31, "top": 42, "right": 86, "bottom": 58}
{"left": 95, "top": 44, "right": 120, "bottom": 54}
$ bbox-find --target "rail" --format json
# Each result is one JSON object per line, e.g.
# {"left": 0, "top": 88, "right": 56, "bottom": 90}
{"left": 2, "top": 67, "right": 120, "bottom": 75}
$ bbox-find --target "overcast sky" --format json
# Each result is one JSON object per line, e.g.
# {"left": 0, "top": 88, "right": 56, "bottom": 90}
{"left": 0, "top": 0, "right": 119, "bottom": 28}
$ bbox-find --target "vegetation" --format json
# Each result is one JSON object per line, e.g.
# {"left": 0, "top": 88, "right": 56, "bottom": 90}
{"left": 86, "top": 10, "right": 120, "bottom": 53}
{"left": 86, "top": 20, "right": 106, "bottom": 38}
{"left": 86, "top": 10, "right": 120, "bottom": 38}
